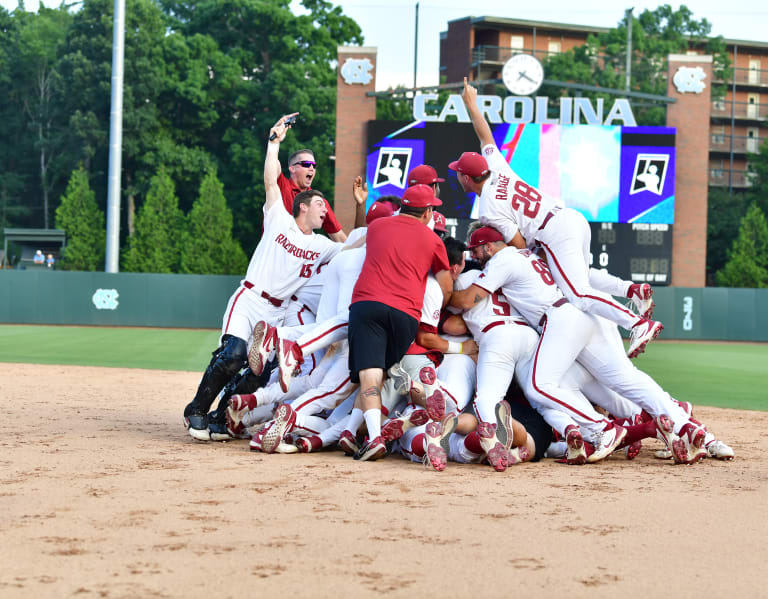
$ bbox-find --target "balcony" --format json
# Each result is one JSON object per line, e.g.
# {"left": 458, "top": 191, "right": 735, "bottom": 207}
{"left": 709, "top": 168, "right": 752, "bottom": 187}
{"left": 713, "top": 66, "right": 768, "bottom": 88}
{"left": 711, "top": 99, "right": 768, "bottom": 121}
{"left": 471, "top": 45, "right": 560, "bottom": 67}
{"left": 710, "top": 134, "right": 762, "bottom": 154}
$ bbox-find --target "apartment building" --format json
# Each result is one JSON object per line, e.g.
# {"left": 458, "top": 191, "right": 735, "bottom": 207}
{"left": 439, "top": 16, "right": 768, "bottom": 189}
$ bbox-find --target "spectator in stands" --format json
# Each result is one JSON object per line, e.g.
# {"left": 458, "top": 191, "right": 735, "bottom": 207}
{"left": 46, "top": 254, "right": 55, "bottom": 269}
{"left": 33, "top": 250, "right": 44, "bottom": 264}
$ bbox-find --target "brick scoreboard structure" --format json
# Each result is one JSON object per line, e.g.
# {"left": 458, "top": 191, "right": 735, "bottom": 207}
{"left": 333, "top": 46, "right": 377, "bottom": 231}
{"left": 334, "top": 47, "right": 713, "bottom": 286}
{"left": 667, "top": 55, "right": 713, "bottom": 287}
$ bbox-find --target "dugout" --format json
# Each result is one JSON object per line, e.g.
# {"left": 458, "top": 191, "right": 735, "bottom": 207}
{"left": 2, "top": 228, "right": 66, "bottom": 270}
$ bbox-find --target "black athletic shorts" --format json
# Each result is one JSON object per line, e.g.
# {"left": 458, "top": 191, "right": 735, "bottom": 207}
{"left": 348, "top": 301, "right": 418, "bottom": 384}
{"left": 508, "top": 400, "right": 554, "bottom": 462}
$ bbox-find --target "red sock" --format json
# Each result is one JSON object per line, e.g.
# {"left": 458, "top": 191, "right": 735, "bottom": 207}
{"left": 410, "top": 433, "right": 426, "bottom": 458}
{"left": 620, "top": 420, "right": 658, "bottom": 447}
{"left": 464, "top": 431, "right": 483, "bottom": 454}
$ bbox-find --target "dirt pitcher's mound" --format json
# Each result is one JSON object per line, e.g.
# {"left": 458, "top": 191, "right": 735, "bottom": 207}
{"left": 0, "top": 363, "right": 764, "bottom": 597}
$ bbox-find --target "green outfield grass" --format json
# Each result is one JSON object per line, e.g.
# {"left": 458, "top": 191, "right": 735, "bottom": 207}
{"left": 1, "top": 325, "right": 766, "bottom": 411}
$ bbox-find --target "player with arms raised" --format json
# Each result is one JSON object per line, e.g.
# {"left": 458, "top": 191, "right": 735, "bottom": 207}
{"left": 450, "top": 77, "right": 662, "bottom": 359}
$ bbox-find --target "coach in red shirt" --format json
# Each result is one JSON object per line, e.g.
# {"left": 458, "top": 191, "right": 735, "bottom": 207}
{"left": 276, "top": 148, "right": 347, "bottom": 242}
{"left": 348, "top": 183, "right": 453, "bottom": 461}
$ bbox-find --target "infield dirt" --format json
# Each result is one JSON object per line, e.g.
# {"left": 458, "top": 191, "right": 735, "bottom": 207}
{"left": 0, "top": 362, "right": 765, "bottom": 598}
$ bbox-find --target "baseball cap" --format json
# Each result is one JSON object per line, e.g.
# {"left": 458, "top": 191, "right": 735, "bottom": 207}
{"left": 408, "top": 164, "right": 445, "bottom": 186}
{"left": 467, "top": 226, "right": 504, "bottom": 249}
{"left": 401, "top": 184, "right": 443, "bottom": 208}
{"left": 365, "top": 200, "right": 395, "bottom": 225}
{"left": 448, "top": 152, "right": 490, "bottom": 178}
{"left": 432, "top": 211, "right": 447, "bottom": 233}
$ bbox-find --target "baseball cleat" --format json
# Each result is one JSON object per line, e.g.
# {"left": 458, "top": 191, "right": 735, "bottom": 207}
{"left": 226, "top": 394, "right": 259, "bottom": 437}
{"left": 260, "top": 403, "right": 297, "bottom": 454}
{"left": 296, "top": 435, "right": 323, "bottom": 453}
{"left": 494, "top": 400, "right": 514, "bottom": 451}
{"left": 477, "top": 421, "right": 508, "bottom": 472}
{"left": 353, "top": 436, "right": 387, "bottom": 461}
{"left": 587, "top": 423, "right": 627, "bottom": 463}
{"left": 565, "top": 426, "right": 587, "bottom": 465}
{"left": 208, "top": 419, "right": 233, "bottom": 442}
{"left": 627, "top": 318, "right": 663, "bottom": 358}
{"left": 628, "top": 283, "right": 654, "bottom": 319}
{"left": 337, "top": 430, "right": 360, "bottom": 455}
{"left": 249, "top": 428, "right": 265, "bottom": 451}
{"left": 654, "top": 414, "right": 676, "bottom": 451}
{"left": 425, "top": 389, "right": 446, "bottom": 422}
{"left": 705, "top": 439, "right": 734, "bottom": 460}
{"left": 625, "top": 440, "right": 642, "bottom": 460}
{"left": 672, "top": 422, "right": 707, "bottom": 465}
{"left": 387, "top": 362, "right": 413, "bottom": 395}
{"left": 249, "top": 321, "right": 277, "bottom": 375}
{"left": 654, "top": 448, "right": 673, "bottom": 460}
{"left": 183, "top": 405, "right": 211, "bottom": 441}
{"left": 423, "top": 413, "right": 458, "bottom": 472}
{"left": 381, "top": 409, "right": 429, "bottom": 442}
{"left": 277, "top": 339, "right": 303, "bottom": 393}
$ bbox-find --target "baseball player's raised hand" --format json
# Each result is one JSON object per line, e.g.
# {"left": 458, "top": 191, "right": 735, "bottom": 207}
{"left": 352, "top": 176, "right": 368, "bottom": 206}
{"left": 461, "top": 77, "right": 477, "bottom": 107}
{"left": 269, "top": 112, "right": 300, "bottom": 143}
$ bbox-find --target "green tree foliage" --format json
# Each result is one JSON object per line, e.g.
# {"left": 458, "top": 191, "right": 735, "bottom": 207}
{"left": 122, "top": 168, "right": 184, "bottom": 273}
{"left": 542, "top": 5, "right": 730, "bottom": 125}
{"left": 746, "top": 138, "right": 768, "bottom": 216}
{"left": 180, "top": 170, "right": 248, "bottom": 275}
{"left": 55, "top": 165, "right": 106, "bottom": 271}
{"left": 706, "top": 187, "right": 747, "bottom": 282}
{"left": 715, "top": 203, "right": 768, "bottom": 288}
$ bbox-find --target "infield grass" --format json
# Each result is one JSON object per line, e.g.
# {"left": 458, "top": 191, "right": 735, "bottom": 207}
{"left": 1, "top": 325, "right": 766, "bottom": 411}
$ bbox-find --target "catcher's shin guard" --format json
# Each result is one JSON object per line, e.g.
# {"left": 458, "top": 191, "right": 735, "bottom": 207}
{"left": 187, "top": 335, "right": 248, "bottom": 416}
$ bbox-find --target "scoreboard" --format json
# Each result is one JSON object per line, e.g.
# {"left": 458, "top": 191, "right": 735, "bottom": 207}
{"left": 590, "top": 223, "right": 672, "bottom": 284}
{"left": 366, "top": 120, "right": 676, "bottom": 285}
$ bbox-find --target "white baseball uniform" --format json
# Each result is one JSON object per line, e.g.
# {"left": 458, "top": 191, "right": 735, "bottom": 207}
{"left": 477, "top": 143, "right": 641, "bottom": 331}
{"left": 221, "top": 200, "right": 341, "bottom": 343}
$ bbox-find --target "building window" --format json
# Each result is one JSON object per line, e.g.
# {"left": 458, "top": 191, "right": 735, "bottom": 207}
{"left": 510, "top": 35, "right": 524, "bottom": 50}
{"left": 548, "top": 40, "right": 562, "bottom": 55}
{"left": 711, "top": 127, "right": 725, "bottom": 145}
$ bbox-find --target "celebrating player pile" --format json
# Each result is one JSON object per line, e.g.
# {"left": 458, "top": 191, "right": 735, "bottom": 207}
{"left": 183, "top": 98, "right": 734, "bottom": 470}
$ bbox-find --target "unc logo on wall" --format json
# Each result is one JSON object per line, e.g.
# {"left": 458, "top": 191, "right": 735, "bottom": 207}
{"left": 340, "top": 58, "right": 373, "bottom": 85}
{"left": 92, "top": 288, "right": 119, "bottom": 310}
{"left": 673, "top": 66, "right": 707, "bottom": 94}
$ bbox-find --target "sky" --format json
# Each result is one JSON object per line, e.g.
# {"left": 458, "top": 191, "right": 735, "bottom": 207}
{"left": 3, "top": 0, "right": 766, "bottom": 90}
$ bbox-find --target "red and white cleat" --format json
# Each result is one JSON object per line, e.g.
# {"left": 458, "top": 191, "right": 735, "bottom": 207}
{"left": 627, "top": 318, "right": 663, "bottom": 358}
{"left": 260, "top": 404, "right": 297, "bottom": 454}
{"left": 381, "top": 409, "right": 429, "bottom": 442}
{"left": 249, "top": 321, "right": 278, "bottom": 375}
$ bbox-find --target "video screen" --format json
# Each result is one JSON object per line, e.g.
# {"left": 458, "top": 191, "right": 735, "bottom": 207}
{"left": 365, "top": 121, "right": 675, "bottom": 225}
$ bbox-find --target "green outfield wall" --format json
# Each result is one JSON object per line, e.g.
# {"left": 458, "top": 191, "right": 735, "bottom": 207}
{"left": 0, "top": 271, "right": 767, "bottom": 341}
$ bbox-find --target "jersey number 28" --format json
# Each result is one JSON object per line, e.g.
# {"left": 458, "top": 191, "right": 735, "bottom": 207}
{"left": 510, "top": 181, "right": 541, "bottom": 218}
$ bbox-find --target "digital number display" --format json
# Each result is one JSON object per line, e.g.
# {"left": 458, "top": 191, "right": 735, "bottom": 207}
{"left": 590, "top": 223, "right": 672, "bottom": 284}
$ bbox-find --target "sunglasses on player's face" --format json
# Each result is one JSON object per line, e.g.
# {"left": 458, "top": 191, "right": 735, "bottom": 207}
{"left": 292, "top": 160, "right": 316, "bottom": 168}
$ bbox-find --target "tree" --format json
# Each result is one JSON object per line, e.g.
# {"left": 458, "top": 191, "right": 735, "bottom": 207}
{"left": 55, "top": 165, "right": 105, "bottom": 271}
{"left": 180, "top": 170, "right": 248, "bottom": 275}
{"left": 746, "top": 138, "right": 768, "bottom": 216}
{"left": 542, "top": 5, "right": 730, "bottom": 126}
{"left": 122, "top": 168, "right": 184, "bottom": 273}
{"left": 715, "top": 203, "right": 768, "bottom": 288}
{"left": 706, "top": 187, "right": 747, "bottom": 283}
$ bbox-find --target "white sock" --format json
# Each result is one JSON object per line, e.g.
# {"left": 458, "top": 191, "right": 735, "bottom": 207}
{"left": 364, "top": 408, "right": 382, "bottom": 440}
{"left": 345, "top": 408, "right": 364, "bottom": 434}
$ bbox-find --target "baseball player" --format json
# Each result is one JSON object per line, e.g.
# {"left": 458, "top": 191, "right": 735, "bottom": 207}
{"left": 182, "top": 113, "right": 344, "bottom": 441}
{"left": 450, "top": 226, "right": 708, "bottom": 465}
{"left": 451, "top": 77, "right": 661, "bottom": 359}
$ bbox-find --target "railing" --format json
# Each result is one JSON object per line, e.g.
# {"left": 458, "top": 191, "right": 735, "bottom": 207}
{"left": 714, "top": 66, "right": 768, "bottom": 87}
{"left": 471, "top": 45, "right": 561, "bottom": 65}
{"left": 709, "top": 169, "right": 751, "bottom": 187}
{"left": 711, "top": 99, "right": 768, "bottom": 120}
{"left": 710, "top": 134, "right": 762, "bottom": 153}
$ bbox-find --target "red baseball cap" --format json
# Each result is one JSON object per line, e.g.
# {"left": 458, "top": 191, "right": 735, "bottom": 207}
{"left": 365, "top": 200, "right": 395, "bottom": 225}
{"left": 448, "top": 152, "right": 490, "bottom": 178}
{"left": 408, "top": 164, "right": 445, "bottom": 186}
{"left": 432, "top": 211, "right": 447, "bottom": 233}
{"left": 401, "top": 184, "right": 443, "bottom": 208}
{"left": 467, "top": 226, "right": 504, "bottom": 249}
